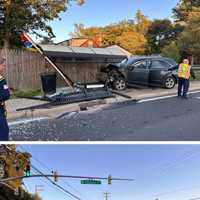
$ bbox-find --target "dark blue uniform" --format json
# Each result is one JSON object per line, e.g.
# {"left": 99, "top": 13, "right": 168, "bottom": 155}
{"left": 0, "top": 75, "right": 10, "bottom": 141}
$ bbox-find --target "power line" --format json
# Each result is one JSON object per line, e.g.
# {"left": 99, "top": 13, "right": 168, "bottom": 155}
{"left": 31, "top": 164, "right": 82, "bottom": 200}
{"left": 17, "top": 145, "right": 83, "bottom": 200}
{"left": 22, "top": 145, "right": 88, "bottom": 199}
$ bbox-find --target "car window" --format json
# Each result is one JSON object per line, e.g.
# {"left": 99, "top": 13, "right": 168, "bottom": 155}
{"left": 132, "top": 60, "right": 147, "bottom": 69}
{"left": 165, "top": 58, "right": 177, "bottom": 66}
{"left": 151, "top": 60, "right": 170, "bottom": 69}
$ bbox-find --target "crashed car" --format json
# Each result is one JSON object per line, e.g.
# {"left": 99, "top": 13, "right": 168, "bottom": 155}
{"left": 98, "top": 56, "right": 178, "bottom": 90}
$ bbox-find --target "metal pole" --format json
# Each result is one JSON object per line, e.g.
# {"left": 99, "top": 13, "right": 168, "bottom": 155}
{"left": 0, "top": 174, "right": 134, "bottom": 183}
{"left": 104, "top": 192, "right": 110, "bottom": 200}
{"left": 23, "top": 33, "right": 74, "bottom": 89}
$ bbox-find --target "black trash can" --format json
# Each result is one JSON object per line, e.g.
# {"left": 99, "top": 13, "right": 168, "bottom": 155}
{"left": 40, "top": 72, "right": 57, "bottom": 95}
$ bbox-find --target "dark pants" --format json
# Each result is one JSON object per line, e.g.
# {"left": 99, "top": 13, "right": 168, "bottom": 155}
{"left": 178, "top": 78, "right": 190, "bottom": 97}
{"left": 0, "top": 113, "right": 9, "bottom": 141}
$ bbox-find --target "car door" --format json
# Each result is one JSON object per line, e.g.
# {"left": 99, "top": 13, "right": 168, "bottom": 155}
{"left": 149, "top": 59, "right": 170, "bottom": 85}
{"left": 127, "top": 59, "right": 149, "bottom": 85}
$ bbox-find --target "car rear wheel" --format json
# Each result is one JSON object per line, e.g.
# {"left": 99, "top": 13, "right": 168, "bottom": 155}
{"left": 113, "top": 77, "right": 126, "bottom": 90}
{"left": 164, "top": 76, "right": 176, "bottom": 89}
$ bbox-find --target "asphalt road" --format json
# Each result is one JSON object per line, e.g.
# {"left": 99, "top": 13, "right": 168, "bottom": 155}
{"left": 9, "top": 92, "right": 200, "bottom": 141}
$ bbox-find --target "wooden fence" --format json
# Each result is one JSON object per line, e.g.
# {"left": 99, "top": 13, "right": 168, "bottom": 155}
{"left": 0, "top": 49, "right": 106, "bottom": 91}
{"left": 2, "top": 48, "right": 199, "bottom": 91}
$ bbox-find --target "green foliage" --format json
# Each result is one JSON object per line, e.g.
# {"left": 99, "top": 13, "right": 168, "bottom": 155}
{"left": 161, "top": 41, "right": 181, "bottom": 62}
{"left": 176, "top": 8, "right": 200, "bottom": 57}
{"left": 194, "top": 71, "right": 200, "bottom": 81}
{"left": 173, "top": 0, "right": 200, "bottom": 22}
{"left": 12, "top": 89, "right": 42, "bottom": 98}
{"left": 146, "top": 19, "right": 183, "bottom": 54}
{"left": 0, "top": 0, "right": 83, "bottom": 48}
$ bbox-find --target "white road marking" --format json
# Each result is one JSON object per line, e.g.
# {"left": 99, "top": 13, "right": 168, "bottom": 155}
{"left": 8, "top": 117, "right": 48, "bottom": 126}
{"left": 138, "top": 94, "right": 177, "bottom": 103}
{"left": 138, "top": 90, "right": 200, "bottom": 103}
{"left": 8, "top": 90, "right": 200, "bottom": 125}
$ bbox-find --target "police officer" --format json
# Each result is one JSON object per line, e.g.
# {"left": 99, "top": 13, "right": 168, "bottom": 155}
{"left": 177, "top": 58, "right": 195, "bottom": 99}
{"left": 0, "top": 57, "right": 10, "bottom": 141}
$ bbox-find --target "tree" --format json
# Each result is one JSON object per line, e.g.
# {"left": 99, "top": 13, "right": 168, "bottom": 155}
{"left": 173, "top": 0, "right": 200, "bottom": 22}
{"left": 146, "top": 19, "right": 183, "bottom": 54}
{"left": 39, "top": 37, "right": 54, "bottom": 45}
{"left": 177, "top": 15, "right": 200, "bottom": 61}
{"left": 0, "top": 145, "right": 35, "bottom": 200}
{"left": 116, "top": 31, "right": 147, "bottom": 54}
{"left": 0, "top": 0, "right": 84, "bottom": 48}
{"left": 134, "top": 10, "right": 151, "bottom": 35}
{"left": 161, "top": 41, "right": 181, "bottom": 62}
{"left": 70, "top": 10, "right": 151, "bottom": 54}
{"left": 0, "top": 185, "right": 41, "bottom": 200}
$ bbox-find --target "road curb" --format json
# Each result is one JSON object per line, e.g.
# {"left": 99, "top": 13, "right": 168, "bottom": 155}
{"left": 7, "top": 99, "right": 107, "bottom": 122}
{"left": 7, "top": 88, "right": 200, "bottom": 122}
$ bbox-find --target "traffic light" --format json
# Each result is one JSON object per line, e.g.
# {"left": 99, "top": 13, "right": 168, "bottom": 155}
{"left": 24, "top": 161, "right": 31, "bottom": 177}
{"left": 108, "top": 175, "right": 112, "bottom": 185}
{"left": 53, "top": 171, "right": 58, "bottom": 182}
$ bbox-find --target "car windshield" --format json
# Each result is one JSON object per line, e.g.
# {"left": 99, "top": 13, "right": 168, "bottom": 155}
{"left": 118, "top": 58, "right": 128, "bottom": 67}
{"left": 118, "top": 57, "right": 137, "bottom": 67}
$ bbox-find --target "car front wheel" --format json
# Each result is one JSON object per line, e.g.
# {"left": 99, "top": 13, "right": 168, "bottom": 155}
{"left": 164, "top": 76, "right": 176, "bottom": 89}
{"left": 113, "top": 77, "right": 126, "bottom": 90}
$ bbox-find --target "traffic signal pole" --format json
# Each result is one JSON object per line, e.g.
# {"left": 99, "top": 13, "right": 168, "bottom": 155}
{"left": 22, "top": 33, "right": 74, "bottom": 89}
{"left": 0, "top": 174, "right": 134, "bottom": 183}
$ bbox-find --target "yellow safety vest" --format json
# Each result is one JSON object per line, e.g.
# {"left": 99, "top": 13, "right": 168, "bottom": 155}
{"left": 178, "top": 63, "right": 191, "bottom": 79}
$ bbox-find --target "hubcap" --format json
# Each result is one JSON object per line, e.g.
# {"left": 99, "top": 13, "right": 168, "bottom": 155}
{"left": 115, "top": 79, "right": 126, "bottom": 90}
{"left": 165, "top": 78, "right": 175, "bottom": 88}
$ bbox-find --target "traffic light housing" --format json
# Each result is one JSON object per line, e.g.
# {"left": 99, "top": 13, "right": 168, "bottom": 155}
{"left": 24, "top": 161, "right": 31, "bottom": 177}
{"left": 53, "top": 171, "right": 58, "bottom": 182}
{"left": 108, "top": 175, "right": 112, "bottom": 185}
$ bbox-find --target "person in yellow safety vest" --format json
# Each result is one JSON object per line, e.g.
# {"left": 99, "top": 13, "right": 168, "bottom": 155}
{"left": 177, "top": 58, "right": 196, "bottom": 99}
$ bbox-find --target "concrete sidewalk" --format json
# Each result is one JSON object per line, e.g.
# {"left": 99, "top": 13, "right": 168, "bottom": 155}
{"left": 6, "top": 81, "right": 200, "bottom": 122}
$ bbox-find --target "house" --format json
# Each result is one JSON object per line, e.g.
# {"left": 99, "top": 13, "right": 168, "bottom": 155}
{"left": 105, "top": 45, "right": 132, "bottom": 57}
{"left": 56, "top": 37, "right": 103, "bottom": 48}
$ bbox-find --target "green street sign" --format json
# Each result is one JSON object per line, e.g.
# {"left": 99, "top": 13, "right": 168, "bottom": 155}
{"left": 81, "top": 179, "right": 101, "bottom": 185}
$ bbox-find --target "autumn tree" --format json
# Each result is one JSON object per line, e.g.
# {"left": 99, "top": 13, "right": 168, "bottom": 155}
{"left": 134, "top": 10, "right": 151, "bottom": 35}
{"left": 71, "top": 10, "right": 151, "bottom": 54}
{"left": 0, "top": 0, "right": 84, "bottom": 48}
{"left": 116, "top": 31, "right": 147, "bottom": 54}
{"left": 0, "top": 145, "right": 35, "bottom": 200}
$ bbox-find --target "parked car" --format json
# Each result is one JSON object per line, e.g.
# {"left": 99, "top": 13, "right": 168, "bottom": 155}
{"left": 98, "top": 56, "right": 179, "bottom": 90}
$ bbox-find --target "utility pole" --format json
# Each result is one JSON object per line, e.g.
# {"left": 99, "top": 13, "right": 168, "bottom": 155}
{"left": 35, "top": 185, "right": 44, "bottom": 200}
{"left": 104, "top": 192, "right": 110, "bottom": 200}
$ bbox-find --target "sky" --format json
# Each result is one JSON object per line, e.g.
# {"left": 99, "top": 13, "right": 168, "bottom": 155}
{"left": 17, "top": 144, "right": 200, "bottom": 200}
{"left": 36, "top": 0, "right": 179, "bottom": 43}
